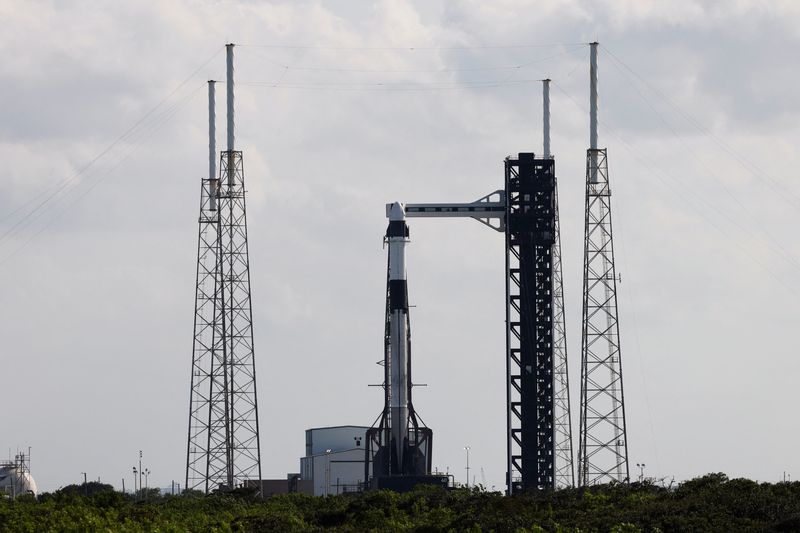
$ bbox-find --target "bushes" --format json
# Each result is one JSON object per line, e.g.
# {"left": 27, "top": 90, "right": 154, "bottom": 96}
{"left": 0, "top": 475, "right": 798, "bottom": 532}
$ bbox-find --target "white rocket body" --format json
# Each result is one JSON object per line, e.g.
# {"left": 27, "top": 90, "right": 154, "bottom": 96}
{"left": 387, "top": 202, "right": 410, "bottom": 469}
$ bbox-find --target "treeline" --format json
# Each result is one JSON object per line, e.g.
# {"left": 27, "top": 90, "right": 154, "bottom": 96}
{"left": 2, "top": 473, "right": 800, "bottom": 532}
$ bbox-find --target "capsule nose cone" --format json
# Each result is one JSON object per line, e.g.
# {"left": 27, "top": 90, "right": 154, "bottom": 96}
{"left": 388, "top": 202, "right": 406, "bottom": 221}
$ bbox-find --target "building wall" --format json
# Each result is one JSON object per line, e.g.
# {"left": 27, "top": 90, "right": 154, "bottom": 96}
{"left": 306, "top": 426, "right": 368, "bottom": 456}
{"left": 301, "top": 447, "right": 369, "bottom": 496}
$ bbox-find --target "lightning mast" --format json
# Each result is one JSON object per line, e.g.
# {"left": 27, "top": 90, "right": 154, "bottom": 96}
{"left": 577, "top": 42, "right": 630, "bottom": 486}
{"left": 186, "top": 44, "right": 262, "bottom": 493}
{"left": 545, "top": 79, "right": 575, "bottom": 489}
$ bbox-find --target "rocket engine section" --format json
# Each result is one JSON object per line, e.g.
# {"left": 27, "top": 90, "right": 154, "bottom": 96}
{"left": 365, "top": 203, "right": 444, "bottom": 491}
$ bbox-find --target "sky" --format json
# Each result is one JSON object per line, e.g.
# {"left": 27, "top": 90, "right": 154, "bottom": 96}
{"left": 1, "top": 0, "right": 799, "bottom": 492}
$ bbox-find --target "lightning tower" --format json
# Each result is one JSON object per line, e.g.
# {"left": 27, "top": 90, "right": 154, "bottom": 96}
{"left": 578, "top": 42, "right": 630, "bottom": 486}
{"left": 545, "top": 79, "right": 575, "bottom": 489}
{"left": 186, "top": 44, "right": 262, "bottom": 493}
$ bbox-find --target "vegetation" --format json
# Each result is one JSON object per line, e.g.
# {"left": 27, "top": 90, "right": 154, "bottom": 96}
{"left": 1, "top": 473, "right": 800, "bottom": 532}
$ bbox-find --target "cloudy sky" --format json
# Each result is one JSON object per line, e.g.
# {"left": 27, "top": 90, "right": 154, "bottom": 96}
{"left": 1, "top": 0, "right": 799, "bottom": 492}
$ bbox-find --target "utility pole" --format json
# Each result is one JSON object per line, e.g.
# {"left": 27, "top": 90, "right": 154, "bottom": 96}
{"left": 139, "top": 450, "right": 143, "bottom": 497}
{"left": 636, "top": 463, "right": 646, "bottom": 482}
{"left": 464, "top": 446, "right": 471, "bottom": 488}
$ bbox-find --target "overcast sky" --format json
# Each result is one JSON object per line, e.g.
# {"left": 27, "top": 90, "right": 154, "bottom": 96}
{"left": 2, "top": 0, "right": 799, "bottom": 492}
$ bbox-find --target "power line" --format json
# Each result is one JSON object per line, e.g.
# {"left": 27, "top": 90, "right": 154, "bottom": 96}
{"left": 553, "top": 81, "right": 799, "bottom": 295}
{"left": 600, "top": 44, "right": 800, "bottom": 209}
{"left": 239, "top": 78, "right": 544, "bottom": 90}
{"left": 0, "top": 46, "right": 223, "bottom": 248}
{"left": 238, "top": 42, "right": 587, "bottom": 51}
{"left": 0, "top": 84, "right": 204, "bottom": 266}
{"left": 0, "top": 45, "right": 222, "bottom": 263}
{"left": 599, "top": 49, "right": 800, "bottom": 271}
{"left": 238, "top": 44, "right": 586, "bottom": 74}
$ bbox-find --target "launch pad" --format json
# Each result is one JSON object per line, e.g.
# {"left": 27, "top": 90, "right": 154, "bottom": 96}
{"left": 185, "top": 42, "right": 628, "bottom": 496}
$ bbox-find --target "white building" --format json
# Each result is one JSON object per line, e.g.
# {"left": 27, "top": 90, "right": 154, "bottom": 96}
{"left": 300, "top": 426, "right": 370, "bottom": 496}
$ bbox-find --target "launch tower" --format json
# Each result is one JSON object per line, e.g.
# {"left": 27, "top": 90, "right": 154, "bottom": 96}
{"left": 376, "top": 83, "right": 571, "bottom": 493}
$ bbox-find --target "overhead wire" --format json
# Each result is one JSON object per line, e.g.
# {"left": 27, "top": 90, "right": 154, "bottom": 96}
{"left": 1, "top": 84, "right": 201, "bottom": 247}
{"left": 238, "top": 42, "right": 587, "bottom": 51}
{"left": 238, "top": 43, "right": 587, "bottom": 74}
{"left": 552, "top": 81, "right": 799, "bottom": 296}
{"left": 236, "top": 45, "right": 586, "bottom": 91}
{"left": 0, "top": 83, "right": 206, "bottom": 266}
{"left": 0, "top": 46, "right": 223, "bottom": 263}
{"left": 607, "top": 156, "right": 663, "bottom": 478}
{"left": 601, "top": 44, "right": 800, "bottom": 209}
{"left": 599, "top": 48, "right": 800, "bottom": 272}
{"left": 0, "top": 46, "right": 223, "bottom": 247}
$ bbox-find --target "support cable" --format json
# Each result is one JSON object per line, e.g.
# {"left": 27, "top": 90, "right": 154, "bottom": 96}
{"left": 601, "top": 44, "right": 800, "bottom": 209}
{"left": 0, "top": 84, "right": 206, "bottom": 266}
{"left": 0, "top": 46, "right": 223, "bottom": 248}
{"left": 552, "top": 81, "right": 800, "bottom": 296}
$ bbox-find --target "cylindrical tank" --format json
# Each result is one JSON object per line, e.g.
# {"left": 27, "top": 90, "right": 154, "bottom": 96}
{"left": 0, "top": 464, "right": 38, "bottom": 497}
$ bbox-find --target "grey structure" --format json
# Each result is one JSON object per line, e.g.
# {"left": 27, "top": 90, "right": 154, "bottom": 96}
{"left": 577, "top": 43, "right": 630, "bottom": 486}
{"left": 504, "top": 154, "right": 556, "bottom": 493}
{"left": 543, "top": 78, "right": 575, "bottom": 489}
{"left": 391, "top": 151, "right": 566, "bottom": 493}
{"left": 186, "top": 45, "right": 262, "bottom": 493}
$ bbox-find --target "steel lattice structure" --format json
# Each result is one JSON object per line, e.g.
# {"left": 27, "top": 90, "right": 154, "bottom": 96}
{"left": 186, "top": 150, "right": 262, "bottom": 492}
{"left": 398, "top": 150, "right": 570, "bottom": 493}
{"left": 505, "top": 153, "right": 557, "bottom": 492}
{"left": 186, "top": 143, "right": 221, "bottom": 491}
{"left": 186, "top": 49, "right": 262, "bottom": 492}
{"left": 577, "top": 148, "right": 629, "bottom": 486}
{"left": 552, "top": 175, "right": 575, "bottom": 488}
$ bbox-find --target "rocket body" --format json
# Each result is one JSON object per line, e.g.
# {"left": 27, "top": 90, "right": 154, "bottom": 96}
{"left": 365, "top": 201, "right": 435, "bottom": 486}
{"left": 387, "top": 202, "right": 410, "bottom": 471}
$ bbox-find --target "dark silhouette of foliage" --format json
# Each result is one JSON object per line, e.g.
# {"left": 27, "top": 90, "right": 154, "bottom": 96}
{"left": 1, "top": 474, "right": 799, "bottom": 532}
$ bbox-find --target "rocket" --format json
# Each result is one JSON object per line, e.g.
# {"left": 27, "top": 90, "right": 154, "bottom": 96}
{"left": 387, "top": 202, "right": 411, "bottom": 471}
{"left": 365, "top": 202, "right": 433, "bottom": 482}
